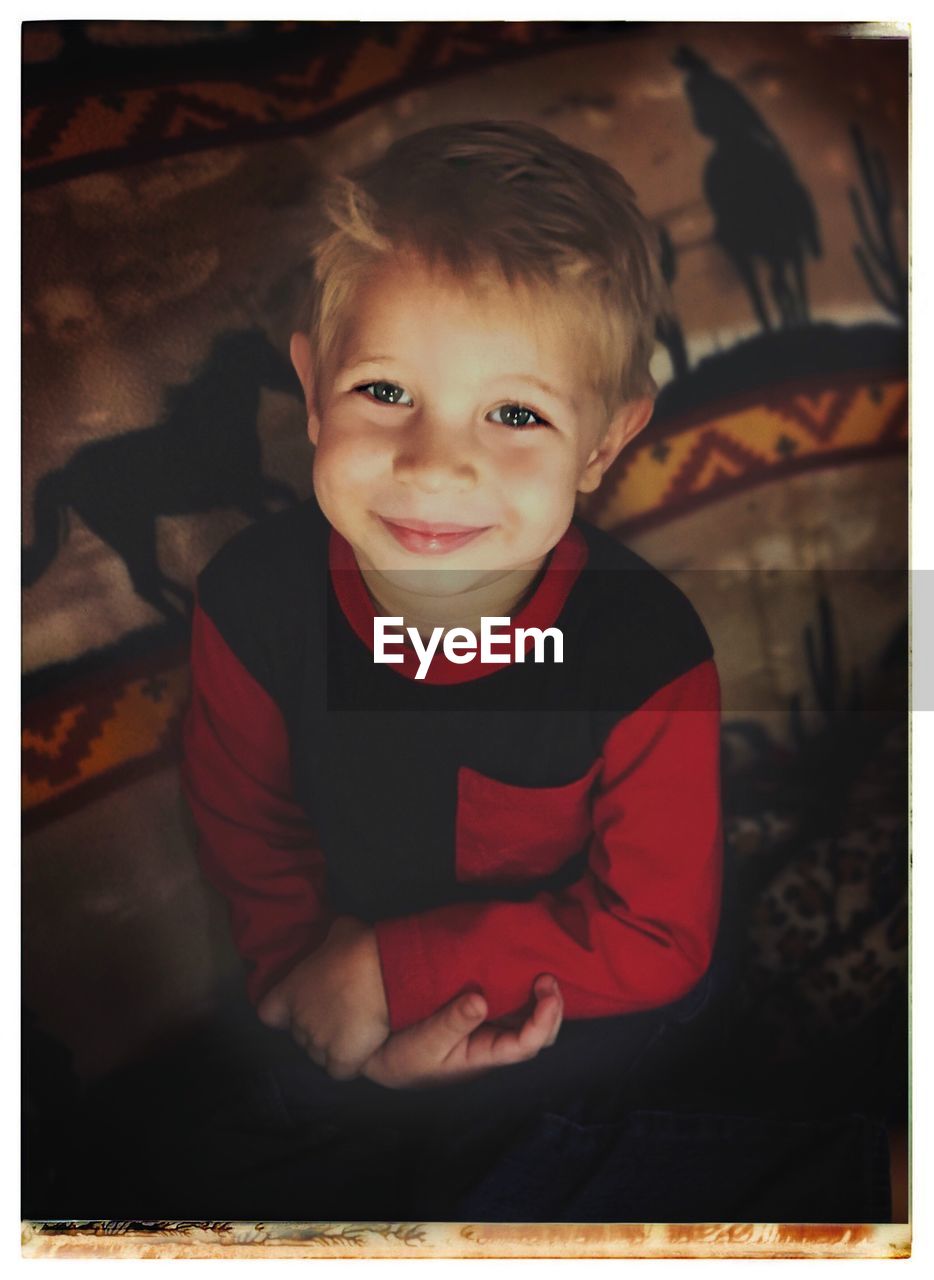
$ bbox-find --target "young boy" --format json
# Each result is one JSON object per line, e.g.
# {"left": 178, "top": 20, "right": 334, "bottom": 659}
{"left": 181, "top": 120, "right": 722, "bottom": 1219}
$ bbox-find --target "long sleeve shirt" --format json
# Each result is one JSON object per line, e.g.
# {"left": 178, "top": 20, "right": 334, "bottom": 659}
{"left": 181, "top": 498, "right": 722, "bottom": 1035}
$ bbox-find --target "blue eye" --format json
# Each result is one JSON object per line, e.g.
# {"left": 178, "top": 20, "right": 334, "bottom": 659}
{"left": 357, "top": 381, "right": 413, "bottom": 406}
{"left": 490, "top": 403, "right": 549, "bottom": 429}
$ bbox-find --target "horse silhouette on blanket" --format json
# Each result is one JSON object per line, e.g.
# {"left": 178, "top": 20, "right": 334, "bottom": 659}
{"left": 23, "top": 327, "right": 303, "bottom": 623}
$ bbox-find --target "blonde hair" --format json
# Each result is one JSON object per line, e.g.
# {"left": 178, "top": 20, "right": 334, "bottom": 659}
{"left": 302, "top": 120, "right": 668, "bottom": 414}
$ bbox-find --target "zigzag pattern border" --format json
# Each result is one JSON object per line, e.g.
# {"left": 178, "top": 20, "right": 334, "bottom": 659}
{"left": 23, "top": 22, "right": 617, "bottom": 188}
{"left": 580, "top": 374, "right": 907, "bottom": 535}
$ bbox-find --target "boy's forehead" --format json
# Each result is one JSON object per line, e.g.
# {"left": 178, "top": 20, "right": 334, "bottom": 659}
{"left": 339, "top": 258, "right": 581, "bottom": 376}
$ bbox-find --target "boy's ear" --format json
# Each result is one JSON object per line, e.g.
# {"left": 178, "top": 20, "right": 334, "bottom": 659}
{"left": 577, "top": 397, "right": 655, "bottom": 495}
{"left": 290, "top": 331, "right": 322, "bottom": 446}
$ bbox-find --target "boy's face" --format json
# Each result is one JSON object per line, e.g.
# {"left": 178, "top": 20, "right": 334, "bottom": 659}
{"left": 292, "top": 256, "right": 652, "bottom": 600}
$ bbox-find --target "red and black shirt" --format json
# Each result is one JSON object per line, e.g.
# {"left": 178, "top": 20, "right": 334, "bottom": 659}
{"left": 182, "top": 498, "right": 722, "bottom": 1034}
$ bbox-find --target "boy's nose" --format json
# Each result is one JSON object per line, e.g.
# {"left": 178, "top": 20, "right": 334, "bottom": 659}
{"left": 392, "top": 417, "right": 478, "bottom": 493}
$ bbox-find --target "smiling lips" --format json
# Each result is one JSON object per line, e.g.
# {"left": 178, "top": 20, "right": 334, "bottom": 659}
{"left": 377, "top": 515, "right": 491, "bottom": 555}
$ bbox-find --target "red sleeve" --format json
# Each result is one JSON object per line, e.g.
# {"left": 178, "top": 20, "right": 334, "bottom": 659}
{"left": 374, "top": 659, "right": 722, "bottom": 1030}
{"left": 180, "top": 602, "right": 332, "bottom": 1004}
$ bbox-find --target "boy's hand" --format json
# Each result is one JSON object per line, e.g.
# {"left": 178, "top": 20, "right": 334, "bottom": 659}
{"left": 257, "top": 916, "right": 389, "bottom": 1080}
{"left": 362, "top": 975, "right": 563, "bottom": 1090}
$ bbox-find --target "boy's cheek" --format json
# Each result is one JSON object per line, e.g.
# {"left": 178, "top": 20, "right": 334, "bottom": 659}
{"left": 314, "top": 434, "right": 385, "bottom": 491}
{"left": 509, "top": 460, "right": 581, "bottom": 518}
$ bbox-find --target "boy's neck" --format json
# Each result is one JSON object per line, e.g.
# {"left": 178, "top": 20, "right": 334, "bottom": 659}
{"left": 357, "top": 559, "right": 550, "bottom": 641}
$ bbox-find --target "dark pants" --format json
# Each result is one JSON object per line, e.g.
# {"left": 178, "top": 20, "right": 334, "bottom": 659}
{"left": 69, "top": 983, "right": 699, "bottom": 1222}
{"left": 44, "top": 963, "right": 890, "bottom": 1224}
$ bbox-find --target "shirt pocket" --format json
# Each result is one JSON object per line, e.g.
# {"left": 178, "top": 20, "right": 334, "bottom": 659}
{"left": 455, "top": 760, "right": 601, "bottom": 885}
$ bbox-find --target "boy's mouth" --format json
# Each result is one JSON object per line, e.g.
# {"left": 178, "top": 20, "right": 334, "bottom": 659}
{"left": 377, "top": 515, "right": 491, "bottom": 555}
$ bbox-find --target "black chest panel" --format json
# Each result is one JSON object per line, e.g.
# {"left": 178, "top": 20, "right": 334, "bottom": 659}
{"left": 290, "top": 582, "right": 602, "bottom": 920}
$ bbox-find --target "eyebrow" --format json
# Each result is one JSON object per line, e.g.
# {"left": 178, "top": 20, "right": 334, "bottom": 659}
{"left": 507, "top": 375, "right": 577, "bottom": 412}
{"left": 342, "top": 356, "right": 394, "bottom": 372}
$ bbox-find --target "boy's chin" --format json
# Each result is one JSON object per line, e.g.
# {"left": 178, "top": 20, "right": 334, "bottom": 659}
{"left": 368, "top": 565, "right": 497, "bottom": 599}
